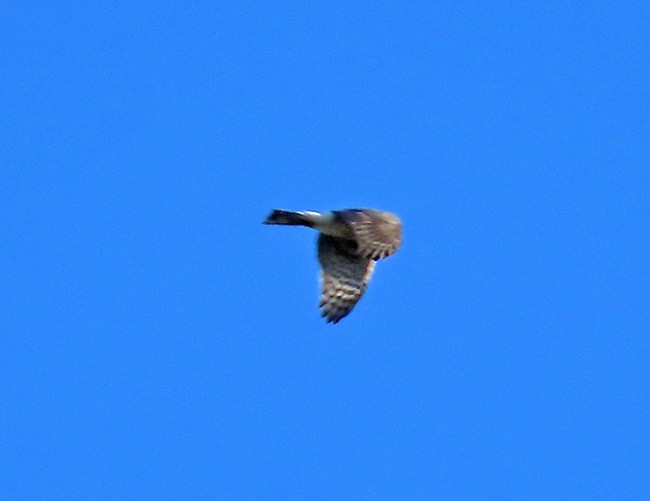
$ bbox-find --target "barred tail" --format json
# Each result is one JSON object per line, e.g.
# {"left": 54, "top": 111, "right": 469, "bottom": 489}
{"left": 263, "top": 209, "right": 317, "bottom": 227}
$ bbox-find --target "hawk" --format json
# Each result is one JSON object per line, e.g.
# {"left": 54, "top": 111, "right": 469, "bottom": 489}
{"left": 263, "top": 208, "right": 402, "bottom": 323}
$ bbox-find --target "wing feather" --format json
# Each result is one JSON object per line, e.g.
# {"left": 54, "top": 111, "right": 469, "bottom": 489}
{"left": 317, "top": 234, "right": 375, "bottom": 323}
{"left": 334, "top": 209, "right": 402, "bottom": 260}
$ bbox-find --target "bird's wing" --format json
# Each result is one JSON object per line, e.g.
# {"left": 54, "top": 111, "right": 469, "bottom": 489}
{"left": 335, "top": 209, "right": 402, "bottom": 260}
{"left": 317, "top": 234, "right": 375, "bottom": 323}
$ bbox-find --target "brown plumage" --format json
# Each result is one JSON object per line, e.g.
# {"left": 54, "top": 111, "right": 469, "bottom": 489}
{"left": 263, "top": 208, "right": 402, "bottom": 323}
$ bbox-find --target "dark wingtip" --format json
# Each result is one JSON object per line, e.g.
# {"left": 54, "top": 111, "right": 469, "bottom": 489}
{"left": 321, "top": 308, "right": 346, "bottom": 324}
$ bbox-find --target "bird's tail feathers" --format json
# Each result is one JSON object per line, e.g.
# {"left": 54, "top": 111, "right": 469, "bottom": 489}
{"left": 263, "top": 209, "right": 318, "bottom": 227}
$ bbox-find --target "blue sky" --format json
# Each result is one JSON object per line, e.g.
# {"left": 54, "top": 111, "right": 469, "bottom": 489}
{"left": 2, "top": 1, "right": 649, "bottom": 498}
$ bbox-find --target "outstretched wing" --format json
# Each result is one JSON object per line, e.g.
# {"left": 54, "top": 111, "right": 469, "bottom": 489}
{"left": 334, "top": 209, "right": 402, "bottom": 260}
{"left": 317, "top": 234, "right": 375, "bottom": 323}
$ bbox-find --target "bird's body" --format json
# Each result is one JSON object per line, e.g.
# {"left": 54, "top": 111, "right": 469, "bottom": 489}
{"left": 263, "top": 208, "right": 402, "bottom": 323}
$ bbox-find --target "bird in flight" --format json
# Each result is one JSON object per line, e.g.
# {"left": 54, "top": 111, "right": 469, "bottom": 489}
{"left": 263, "top": 208, "right": 402, "bottom": 323}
